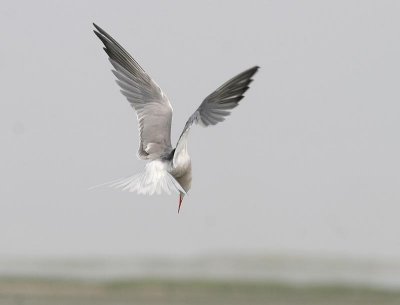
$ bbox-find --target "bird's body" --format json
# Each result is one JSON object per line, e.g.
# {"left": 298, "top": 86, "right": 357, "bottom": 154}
{"left": 93, "top": 23, "right": 258, "bottom": 212}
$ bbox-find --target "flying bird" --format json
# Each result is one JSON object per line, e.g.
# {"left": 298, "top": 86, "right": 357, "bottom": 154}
{"left": 93, "top": 23, "right": 259, "bottom": 213}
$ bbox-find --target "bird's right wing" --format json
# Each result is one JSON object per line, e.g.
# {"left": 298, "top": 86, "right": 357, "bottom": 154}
{"left": 173, "top": 66, "right": 259, "bottom": 166}
{"left": 93, "top": 23, "right": 173, "bottom": 160}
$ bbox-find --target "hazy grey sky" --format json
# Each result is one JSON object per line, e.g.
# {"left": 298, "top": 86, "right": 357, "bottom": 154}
{"left": 1, "top": 0, "right": 400, "bottom": 259}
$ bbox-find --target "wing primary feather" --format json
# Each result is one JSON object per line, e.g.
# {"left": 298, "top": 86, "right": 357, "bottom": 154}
{"left": 173, "top": 66, "right": 259, "bottom": 165}
{"left": 93, "top": 23, "right": 174, "bottom": 160}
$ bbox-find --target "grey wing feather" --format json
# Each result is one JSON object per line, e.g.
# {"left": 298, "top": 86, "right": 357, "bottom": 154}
{"left": 174, "top": 66, "right": 259, "bottom": 164}
{"left": 190, "top": 66, "right": 259, "bottom": 127}
{"left": 93, "top": 23, "right": 173, "bottom": 160}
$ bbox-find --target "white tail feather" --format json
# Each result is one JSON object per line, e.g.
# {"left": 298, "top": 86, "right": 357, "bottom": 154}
{"left": 90, "top": 160, "right": 186, "bottom": 195}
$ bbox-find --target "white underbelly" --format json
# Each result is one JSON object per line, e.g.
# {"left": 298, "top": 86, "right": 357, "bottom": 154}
{"left": 171, "top": 150, "right": 191, "bottom": 177}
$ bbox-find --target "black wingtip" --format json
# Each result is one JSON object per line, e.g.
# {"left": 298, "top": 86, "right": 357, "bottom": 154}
{"left": 93, "top": 29, "right": 101, "bottom": 38}
{"left": 93, "top": 23, "right": 101, "bottom": 32}
{"left": 93, "top": 23, "right": 109, "bottom": 40}
{"left": 244, "top": 66, "right": 260, "bottom": 79}
{"left": 92, "top": 22, "right": 103, "bottom": 39}
{"left": 248, "top": 66, "right": 260, "bottom": 75}
{"left": 244, "top": 66, "right": 260, "bottom": 75}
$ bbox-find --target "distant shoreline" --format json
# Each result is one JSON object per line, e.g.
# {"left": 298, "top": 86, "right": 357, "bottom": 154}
{"left": 1, "top": 277, "right": 400, "bottom": 305}
{"left": 1, "top": 255, "right": 400, "bottom": 289}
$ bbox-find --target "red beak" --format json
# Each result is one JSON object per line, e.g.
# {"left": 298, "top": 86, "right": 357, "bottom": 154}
{"left": 178, "top": 193, "right": 183, "bottom": 214}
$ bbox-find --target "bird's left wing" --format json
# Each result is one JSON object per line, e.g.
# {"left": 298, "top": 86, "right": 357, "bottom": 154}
{"left": 93, "top": 23, "right": 173, "bottom": 160}
{"left": 173, "top": 66, "right": 259, "bottom": 166}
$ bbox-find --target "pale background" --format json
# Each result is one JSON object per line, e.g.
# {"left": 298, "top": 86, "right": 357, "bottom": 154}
{"left": 1, "top": 0, "right": 399, "bottom": 261}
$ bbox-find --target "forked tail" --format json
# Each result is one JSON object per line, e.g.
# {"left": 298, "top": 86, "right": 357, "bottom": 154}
{"left": 90, "top": 161, "right": 186, "bottom": 195}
